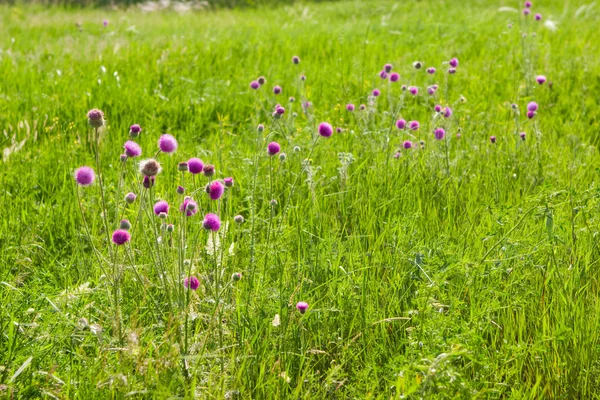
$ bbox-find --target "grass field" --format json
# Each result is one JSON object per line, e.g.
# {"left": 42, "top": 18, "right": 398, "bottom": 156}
{"left": 1, "top": 0, "right": 600, "bottom": 398}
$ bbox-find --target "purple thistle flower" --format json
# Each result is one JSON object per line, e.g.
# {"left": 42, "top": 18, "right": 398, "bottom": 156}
{"left": 535, "top": 13, "right": 542, "bottom": 20}
{"left": 224, "top": 177, "right": 234, "bottom": 187}
{"left": 300, "top": 74, "right": 306, "bottom": 81}
{"left": 257, "top": 124, "right": 265, "bottom": 132}
{"left": 372, "top": 89, "right": 381, "bottom": 97}
{"left": 389, "top": 72, "right": 400, "bottom": 82}
{"left": 124, "top": 140, "right": 142, "bottom": 158}
{"left": 434, "top": 104, "right": 442, "bottom": 112}
{"left": 234, "top": 215, "right": 245, "bottom": 224}
{"left": 524, "top": 1, "right": 532, "bottom": 8}
{"left": 203, "top": 164, "right": 215, "bottom": 177}
{"left": 178, "top": 162, "right": 189, "bottom": 172}
{"left": 184, "top": 276, "right": 200, "bottom": 290}
{"left": 409, "top": 86, "right": 418, "bottom": 96}
{"left": 125, "top": 192, "right": 137, "bottom": 204}
{"left": 273, "top": 86, "right": 282, "bottom": 95}
{"left": 129, "top": 124, "right": 142, "bottom": 137}
{"left": 267, "top": 142, "right": 281, "bottom": 156}
{"left": 434, "top": 128, "right": 446, "bottom": 140}
{"left": 318, "top": 122, "right": 333, "bottom": 137}
{"left": 74, "top": 166, "right": 95, "bottom": 186}
{"left": 428, "top": 86, "right": 437, "bottom": 95}
{"left": 153, "top": 200, "right": 169, "bottom": 216}
{"left": 180, "top": 197, "right": 198, "bottom": 217}
{"left": 143, "top": 175, "right": 155, "bottom": 189}
{"left": 203, "top": 213, "right": 221, "bottom": 231}
{"left": 296, "top": 301, "right": 309, "bottom": 314}
{"left": 336, "top": 127, "right": 342, "bottom": 133}
{"left": 384, "top": 63, "right": 393, "bottom": 73}
{"left": 536, "top": 75, "right": 546, "bottom": 85}
{"left": 139, "top": 159, "right": 162, "bottom": 176}
{"left": 401, "top": 84, "right": 407, "bottom": 91}
{"left": 158, "top": 134, "right": 178, "bottom": 153}
{"left": 448, "top": 68, "right": 457, "bottom": 74}
{"left": 188, "top": 158, "right": 204, "bottom": 175}
{"left": 396, "top": 119, "right": 407, "bottom": 130}
{"left": 394, "top": 152, "right": 401, "bottom": 159}
{"left": 403, "top": 140, "right": 412, "bottom": 149}
{"left": 443, "top": 107, "right": 452, "bottom": 118}
{"left": 449, "top": 58, "right": 459, "bottom": 68}
{"left": 379, "top": 70, "right": 388, "bottom": 80}
{"left": 250, "top": 81, "right": 260, "bottom": 89}
{"left": 413, "top": 61, "right": 423, "bottom": 70}
{"left": 232, "top": 272, "right": 242, "bottom": 282}
{"left": 409, "top": 121, "right": 420, "bottom": 131}
{"left": 490, "top": 136, "right": 497, "bottom": 143}
{"left": 103, "top": 19, "right": 108, "bottom": 27}
{"left": 275, "top": 106, "right": 285, "bottom": 115}
{"left": 112, "top": 229, "right": 131, "bottom": 245}
{"left": 527, "top": 111, "right": 536, "bottom": 119}
{"left": 87, "top": 109, "right": 105, "bottom": 128}
{"left": 292, "top": 56, "right": 300, "bottom": 64}
{"left": 257, "top": 76, "right": 266, "bottom": 85}
{"left": 527, "top": 102, "right": 538, "bottom": 112}
{"left": 207, "top": 181, "right": 224, "bottom": 200}
{"left": 359, "top": 104, "right": 366, "bottom": 111}
{"left": 289, "top": 97, "right": 295, "bottom": 103}
{"left": 520, "top": 132, "right": 526, "bottom": 141}
{"left": 119, "top": 219, "right": 131, "bottom": 230}
{"left": 523, "top": 8, "right": 531, "bottom": 15}
{"left": 427, "top": 67, "right": 436, "bottom": 74}
{"left": 177, "top": 186, "right": 185, "bottom": 195}
{"left": 346, "top": 104, "right": 355, "bottom": 112}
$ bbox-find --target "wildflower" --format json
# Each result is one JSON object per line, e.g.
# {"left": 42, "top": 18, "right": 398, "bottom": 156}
{"left": 372, "top": 89, "right": 381, "bottom": 97}
{"left": 279, "top": 153, "right": 287, "bottom": 161}
{"left": 177, "top": 186, "right": 185, "bottom": 194}
{"left": 490, "top": 136, "right": 497, "bottom": 143}
{"left": 232, "top": 272, "right": 242, "bottom": 282}
{"left": 536, "top": 75, "right": 546, "bottom": 85}
{"left": 178, "top": 162, "right": 189, "bottom": 172}
{"left": 139, "top": 159, "right": 162, "bottom": 176}
{"left": 120, "top": 154, "right": 128, "bottom": 162}
{"left": 318, "top": 122, "right": 333, "bottom": 137}
{"left": 296, "top": 301, "right": 309, "bottom": 314}
{"left": 74, "top": 166, "right": 95, "bottom": 186}
{"left": 434, "top": 105, "right": 442, "bottom": 112}
{"left": 234, "top": 215, "right": 245, "bottom": 224}
{"left": 289, "top": 97, "right": 295, "bottom": 103}
{"left": 359, "top": 104, "right": 366, "bottom": 110}
{"left": 520, "top": 132, "right": 526, "bottom": 141}
{"left": 203, "top": 213, "right": 221, "bottom": 231}
{"left": 535, "top": 13, "right": 542, "bottom": 20}
{"left": 103, "top": 19, "right": 108, "bottom": 27}
{"left": 396, "top": 119, "right": 407, "bottom": 130}
{"left": 443, "top": 107, "right": 452, "bottom": 118}
{"left": 125, "top": 192, "right": 137, "bottom": 204}
{"left": 523, "top": 8, "right": 530, "bottom": 15}
{"left": 187, "top": 158, "right": 204, "bottom": 175}
{"left": 413, "top": 61, "right": 423, "bottom": 69}
{"left": 409, "top": 86, "right": 418, "bottom": 96}
{"left": 129, "top": 124, "right": 142, "bottom": 137}
{"left": 124, "top": 140, "right": 142, "bottom": 158}
{"left": 390, "top": 72, "right": 400, "bottom": 82}
{"left": 158, "top": 134, "right": 178, "bottom": 153}
{"left": 275, "top": 106, "right": 285, "bottom": 115}
{"left": 87, "top": 109, "right": 105, "bottom": 128}
{"left": 401, "top": 85, "right": 407, "bottom": 91}
{"left": 524, "top": 1, "right": 532, "bottom": 7}
{"left": 273, "top": 86, "right": 282, "bottom": 95}
{"left": 384, "top": 63, "right": 393, "bottom": 73}
{"left": 143, "top": 176, "right": 155, "bottom": 189}
{"left": 158, "top": 212, "right": 167, "bottom": 220}
{"left": 379, "top": 70, "right": 388, "bottom": 80}
{"left": 336, "top": 127, "right": 342, "bottom": 133}
{"left": 207, "top": 180, "right": 224, "bottom": 200}
{"left": 527, "top": 102, "right": 538, "bottom": 112}
{"left": 180, "top": 197, "right": 198, "bottom": 217}
{"left": 267, "top": 142, "right": 281, "bottom": 156}
{"left": 250, "top": 81, "right": 260, "bottom": 89}
{"left": 448, "top": 68, "right": 457, "bottom": 74}
{"left": 394, "top": 152, "right": 401, "bottom": 159}
{"left": 427, "top": 67, "right": 436, "bottom": 74}
{"left": 112, "top": 229, "right": 131, "bottom": 245}
{"left": 184, "top": 276, "right": 200, "bottom": 290}
{"left": 527, "top": 111, "right": 536, "bottom": 119}
{"left": 257, "top": 124, "right": 265, "bottom": 132}
{"left": 203, "top": 164, "right": 215, "bottom": 177}
{"left": 257, "top": 76, "right": 266, "bottom": 85}
{"left": 166, "top": 224, "right": 174, "bottom": 232}
{"left": 270, "top": 199, "right": 278, "bottom": 207}
{"left": 428, "top": 86, "right": 437, "bottom": 95}
{"left": 224, "top": 177, "right": 234, "bottom": 187}
{"left": 403, "top": 140, "right": 412, "bottom": 149}
{"left": 153, "top": 200, "right": 169, "bottom": 216}
{"left": 434, "top": 128, "right": 446, "bottom": 140}
{"left": 292, "top": 56, "right": 300, "bottom": 64}
{"left": 449, "top": 58, "right": 459, "bottom": 68}
{"left": 293, "top": 146, "right": 301, "bottom": 153}
{"left": 119, "top": 219, "right": 131, "bottom": 230}
{"left": 346, "top": 104, "right": 355, "bottom": 112}
{"left": 300, "top": 75, "right": 306, "bottom": 81}
{"left": 409, "top": 121, "right": 420, "bottom": 131}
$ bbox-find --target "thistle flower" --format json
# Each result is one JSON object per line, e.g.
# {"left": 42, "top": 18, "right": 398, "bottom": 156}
{"left": 268, "top": 142, "right": 281, "bottom": 156}
{"left": 112, "top": 229, "right": 131, "bottom": 245}
{"left": 448, "top": 68, "right": 457, "bottom": 74}
{"left": 396, "top": 119, "right": 406, "bottom": 130}
{"left": 87, "top": 109, "right": 105, "bottom": 128}
{"left": 527, "top": 102, "right": 538, "bottom": 112}
{"left": 125, "top": 192, "right": 137, "bottom": 204}
{"left": 434, "top": 128, "right": 446, "bottom": 140}
{"left": 74, "top": 166, "right": 95, "bottom": 186}
{"left": 427, "top": 86, "right": 437, "bottom": 95}
{"left": 535, "top": 13, "right": 542, "bottom": 20}
{"left": 257, "top": 124, "right": 265, "bottom": 132}
{"left": 124, "top": 140, "right": 142, "bottom": 158}
{"left": 119, "top": 219, "right": 131, "bottom": 230}
{"left": 203, "top": 213, "right": 221, "bottom": 231}
{"left": 177, "top": 185, "right": 185, "bottom": 194}
{"left": 224, "top": 177, "right": 234, "bottom": 187}
{"left": 250, "top": 81, "right": 260, "bottom": 89}
{"left": 490, "top": 136, "right": 497, "bottom": 143}
{"left": 409, "top": 86, "right": 418, "bottom": 96}
{"left": 143, "top": 176, "right": 155, "bottom": 188}
{"left": 153, "top": 200, "right": 169, "bottom": 216}
{"left": 203, "top": 165, "right": 215, "bottom": 177}
{"left": 158, "top": 134, "right": 178, "bottom": 153}
{"left": 292, "top": 56, "right": 300, "bottom": 64}
{"left": 296, "top": 301, "right": 309, "bottom": 314}
{"left": 390, "top": 72, "right": 400, "bottom": 82}
{"left": 273, "top": 86, "right": 282, "bottom": 95}
{"left": 232, "top": 272, "right": 242, "bottom": 282}
{"left": 129, "top": 124, "right": 142, "bottom": 137}
{"left": 178, "top": 162, "right": 189, "bottom": 172}
{"left": 434, "top": 105, "right": 442, "bottom": 112}
{"left": 139, "top": 159, "right": 162, "bottom": 176}
{"left": 520, "top": 132, "right": 526, "bottom": 141}
{"left": 318, "top": 122, "right": 333, "bottom": 137}
{"left": 166, "top": 224, "right": 174, "bottom": 232}
{"left": 234, "top": 215, "right": 245, "bottom": 224}
{"left": 443, "top": 107, "right": 452, "bottom": 118}
{"left": 300, "top": 74, "right": 306, "bottom": 81}
{"left": 403, "top": 140, "right": 412, "bottom": 149}
{"left": 346, "top": 104, "right": 355, "bottom": 112}
{"left": 449, "top": 58, "right": 459, "bottom": 68}
{"left": 536, "top": 75, "right": 546, "bottom": 85}
{"left": 523, "top": 8, "right": 530, "bottom": 15}
{"left": 158, "top": 212, "right": 167, "bottom": 220}
{"left": 413, "top": 61, "right": 422, "bottom": 70}
{"left": 184, "top": 276, "right": 200, "bottom": 290}
{"left": 524, "top": 0, "right": 532, "bottom": 7}
{"left": 120, "top": 154, "right": 128, "bottom": 163}
{"left": 426, "top": 67, "right": 436, "bottom": 74}
{"left": 257, "top": 76, "right": 266, "bottom": 85}
{"left": 359, "top": 104, "right": 366, "bottom": 111}
{"left": 103, "top": 19, "right": 108, "bottom": 27}
{"left": 275, "top": 106, "right": 285, "bottom": 115}
{"left": 180, "top": 197, "right": 198, "bottom": 217}
{"left": 289, "top": 97, "right": 295, "bottom": 103}
{"left": 372, "top": 89, "right": 381, "bottom": 97}
{"left": 384, "top": 63, "right": 393, "bottom": 73}
{"left": 527, "top": 111, "right": 536, "bottom": 119}
{"left": 336, "top": 127, "right": 342, "bottom": 134}
{"left": 279, "top": 153, "right": 287, "bottom": 161}
{"left": 409, "top": 121, "right": 420, "bottom": 131}
{"left": 379, "top": 70, "right": 388, "bottom": 80}
{"left": 207, "top": 180, "right": 225, "bottom": 200}
{"left": 270, "top": 199, "right": 278, "bottom": 207}
{"left": 188, "top": 158, "right": 204, "bottom": 175}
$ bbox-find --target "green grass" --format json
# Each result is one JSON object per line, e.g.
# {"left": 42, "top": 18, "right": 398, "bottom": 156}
{"left": 1, "top": 0, "right": 600, "bottom": 398}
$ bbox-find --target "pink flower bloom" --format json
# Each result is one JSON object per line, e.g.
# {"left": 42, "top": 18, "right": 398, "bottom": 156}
{"left": 158, "top": 134, "right": 178, "bottom": 153}
{"left": 112, "top": 229, "right": 131, "bottom": 245}
{"left": 188, "top": 158, "right": 204, "bottom": 175}
{"left": 203, "top": 213, "right": 221, "bottom": 231}
{"left": 318, "top": 122, "right": 333, "bottom": 137}
{"left": 207, "top": 181, "right": 224, "bottom": 200}
{"left": 74, "top": 166, "right": 95, "bottom": 186}
{"left": 124, "top": 140, "right": 142, "bottom": 158}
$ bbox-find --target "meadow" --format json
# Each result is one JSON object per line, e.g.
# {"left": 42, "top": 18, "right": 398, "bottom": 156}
{"left": 1, "top": 0, "right": 600, "bottom": 398}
